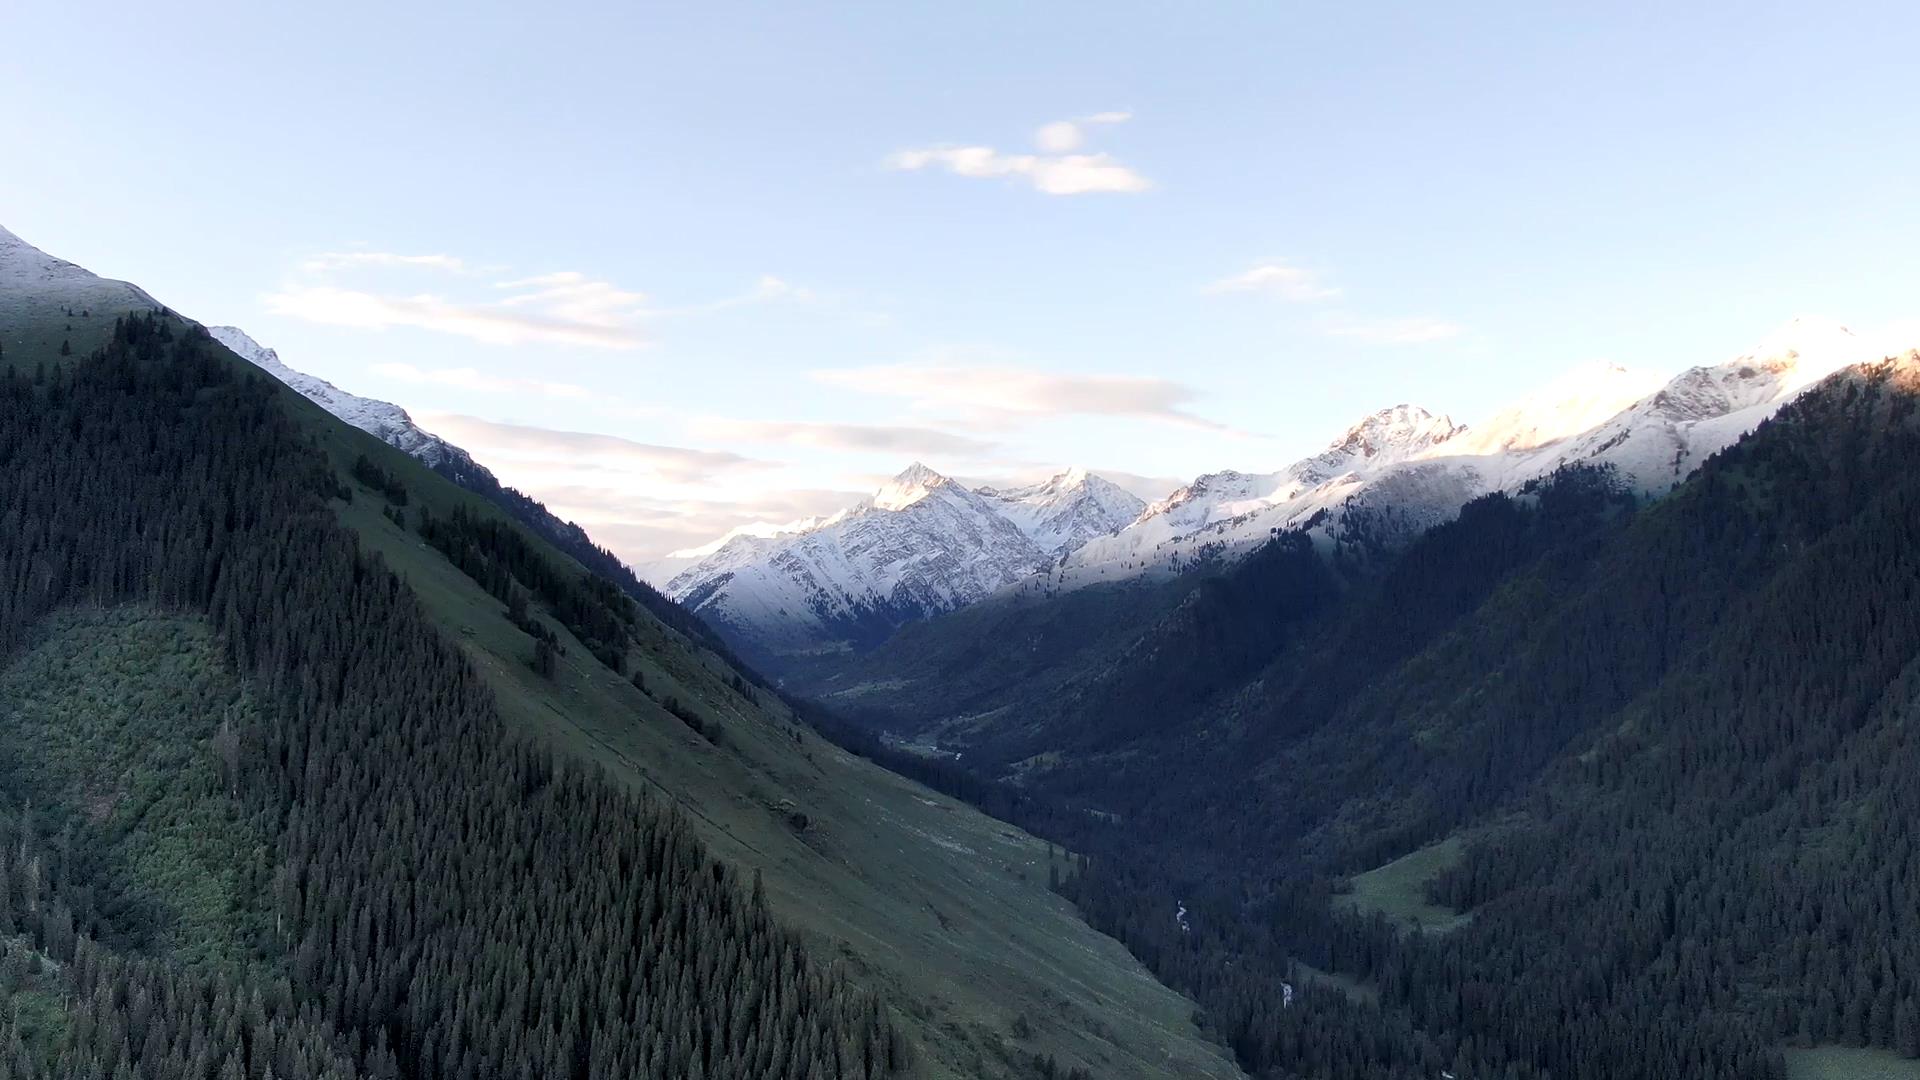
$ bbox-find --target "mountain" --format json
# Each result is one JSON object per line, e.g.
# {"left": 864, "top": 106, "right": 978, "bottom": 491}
{"left": 1060, "top": 403, "right": 1468, "bottom": 583}
{"left": 808, "top": 319, "right": 1905, "bottom": 770}
{"left": 671, "top": 320, "right": 1883, "bottom": 672}
{"left": 0, "top": 226, "right": 1243, "bottom": 1080}
{"left": 662, "top": 463, "right": 1142, "bottom": 665}
{"left": 977, "top": 467, "right": 1147, "bottom": 556}
{"left": 1057, "top": 318, "right": 1880, "bottom": 584}
{"left": 825, "top": 346, "right": 1920, "bottom": 1080}
{"left": 208, "top": 325, "right": 482, "bottom": 473}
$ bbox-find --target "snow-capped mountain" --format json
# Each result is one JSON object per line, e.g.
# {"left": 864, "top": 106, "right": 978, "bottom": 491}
{"left": 662, "top": 464, "right": 1140, "bottom": 658}
{"left": 978, "top": 467, "right": 1147, "bottom": 557}
{"left": 207, "top": 326, "right": 483, "bottom": 475}
{"left": 664, "top": 319, "right": 1897, "bottom": 660}
{"left": 1056, "top": 317, "right": 1891, "bottom": 586}
{"left": 1058, "top": 405, "right": 1465, "bottom": 582}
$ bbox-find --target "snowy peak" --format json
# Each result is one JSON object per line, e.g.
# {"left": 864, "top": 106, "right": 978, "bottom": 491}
{"left": 872, "top": 462, "right": 953, "bottom": 511}
{"left": 0, "top": 223, "right": 157, "bottom": 322}
{"left": 662, "top": 463, "right": 1152, "bottom": 658}
{"left": 1328, "top": 404, "right": 1462, "bottom": 461}
{"left": 1300, "top": 404, "right": 1463, "bottom": 483}
{"left": 1445, "top": 362, "right": 1668, "bottom": 456}
{"left": 977, "top": 467, "right": 1148, "bottom": 557}
{"left": 1060, "top": 318, "right": 1918, "bottom": 591}
{"left": 1648, "top": 317, "right": 1860, "bottom": 424}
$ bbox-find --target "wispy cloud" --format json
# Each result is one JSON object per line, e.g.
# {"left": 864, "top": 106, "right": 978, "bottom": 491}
{"left": 1033, "top": 110, "right": 1133, "bottom": 153}
{"left": 1206, "top": 262, "right": 1341, "bottom": 302}
{"left": 266, "top": 280, "right": 654, "bottom": 349}
{"left": 889, "top": 111, "right": 1150, "bottom": 196}
{"left": 416, "top": 414, "right": 764, "bottom": 483}
{"left": 268, "top": 251, "right": 809, "bottom": 350}
{"left": 688, "top": 416, "right": 998, "bottom": 456}
{"left": 370, "top": 362, "right": 591, "bottom": 399}
{"left": 298, "top": 251, "right": 471, "bottom": 274}
{"left": 811, "top": 363, "right": 1228, "bottom": 431}
{"left": 658, "top": 274, "right": 816, "bottom": 317}
{"left": 1209, "top": 259, "right": 1462, "bottom": 344}
{"left": 1323, "top": 316, "right": 1466, "bottom": 345}
{"left": 489, "top": 483, "right": 864, "bottom": 568}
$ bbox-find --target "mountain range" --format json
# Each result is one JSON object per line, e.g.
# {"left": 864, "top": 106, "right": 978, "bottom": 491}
{"left": 659, "top": 315, "right": 1896, "bottom": 670}
{"left": 15, "top": 222, "right": 1877, "bottom": 681}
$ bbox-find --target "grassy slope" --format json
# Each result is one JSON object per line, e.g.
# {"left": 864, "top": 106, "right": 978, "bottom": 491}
{"left": 0, "top": 287, "right": 1238, "bottom": 1078}
{"left": 1785, "top": 1047, "right": 1920, "bottom": 1079}
{"left": 1334, "top": 835, "right": 1472, "bottom": 934}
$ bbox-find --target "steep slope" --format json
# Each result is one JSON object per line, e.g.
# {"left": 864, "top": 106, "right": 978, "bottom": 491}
{"left": 0, "top": 227, "right": 1241, "bottom": 1080}
{"left": 0, "top": 315, "right": 905, "bottom": 1080}
{"left": 208, "top": 325, "right": 745, "bottom": 665}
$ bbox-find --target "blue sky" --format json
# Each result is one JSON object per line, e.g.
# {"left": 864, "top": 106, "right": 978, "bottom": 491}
{"left": 6, "top": 1, "right": 1919, "bottom": 560}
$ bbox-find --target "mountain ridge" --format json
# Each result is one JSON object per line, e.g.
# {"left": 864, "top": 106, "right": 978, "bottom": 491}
{"left": 662, "top": 319, "right": 1895, "bottom": 669}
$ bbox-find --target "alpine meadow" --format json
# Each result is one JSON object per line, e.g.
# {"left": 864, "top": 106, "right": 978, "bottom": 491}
{"left": 8, "top": 4, "right": 1920, "bottom": 1079}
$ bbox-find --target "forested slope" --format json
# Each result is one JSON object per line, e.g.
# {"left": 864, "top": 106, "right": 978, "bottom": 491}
{"left": 0, "top": 270, "right": 1241, "bottom": 1078}
{"left": 0, "top": 315, "right": 902, "bottom": 1078}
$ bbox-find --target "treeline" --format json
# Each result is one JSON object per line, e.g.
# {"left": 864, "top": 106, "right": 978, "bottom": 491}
{"left": 416, "top": 503, "right": 639, "bottom": 673}
{"left": 417, "top": 448, "right": 766, "bottom": 684}
{"left": 0, "top": 313, "right": 906, "bottom": 1079}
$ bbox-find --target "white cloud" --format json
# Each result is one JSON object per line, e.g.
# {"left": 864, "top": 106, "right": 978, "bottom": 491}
{"left": 688, "top": 416, "right": 999, "bottom": 456}
{"left": 417, "top": 414, "right": 763, "bottom": 482}
{"left": 298, "top": 251, "right": 470, "bottom": 274}
{"left": 1206, "top": 262, "right": 1342, "bottom": 302}
{"left": 265, "top": 278, "right": 654, "bottom": 349}
{"left": 1324, "top": 316, "right": 1466, "bottom": 345}
{"left": 889, "top": 111, "right": 1149, "bottom": 196}
{"left": 1210, "top": 260, "right": 1462, "bottom": 344}
{"left": 810, "top": 363, "right": 1226, "bottom": 430}
{"left": 548, "top": 486, "right": 864, "bottom": 568}
{"left": 657, "top": 274, "right": 817, "bottom": 317}
{"left": 369, "top": 362, "right": 591, "bottom": 399}
{"left": 1035, "top": 121, "right": 1084, "bottom": 153}
{"left": 270, "top": 250, "right": 805, "bottom": 349}
{"left": 888, "top": 147, "right": 1151, "bottom": 195}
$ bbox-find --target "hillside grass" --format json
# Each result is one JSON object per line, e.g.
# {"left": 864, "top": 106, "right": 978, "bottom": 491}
{"left": 1786, "top": 1046, "right": 1920, "bottom": 1079}
{"left": 1335, "top": 835, "right": 1472, "bottom": 934}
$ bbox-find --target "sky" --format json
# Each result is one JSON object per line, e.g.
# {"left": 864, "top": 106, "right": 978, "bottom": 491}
{"left": 6, "top": 1, "right": 1920, "bottom": 564}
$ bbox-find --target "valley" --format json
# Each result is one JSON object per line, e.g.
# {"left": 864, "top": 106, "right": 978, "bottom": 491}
{"left": 11, "top": 6, "right": 1920, "bottom": 1078}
